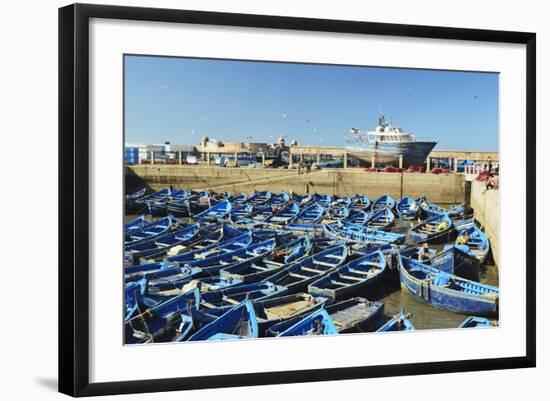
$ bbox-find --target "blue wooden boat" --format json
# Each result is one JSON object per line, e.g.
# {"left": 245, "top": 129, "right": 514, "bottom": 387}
{"left": 124, "top": 224, "right": 200, "bottom": 263}
{"left": 124, "top": 216, "right": 174, "bottom": 246}
{"left": 138, "top": 265, "right": 202, "bottom": 289}
{"left": 126, "top": 187, "right": 146, "bottom": 200}
{"left": 125, "top": 288, "right": 200, "bottom": 344}
{"left": 308, "top": 250, "right": 386, "bottom": 300}
{"left": 200, "top": 281, "right": 287, "bottom": 310}
{"left": 323, "top": 220, "right": 406, "bottom": 245}
{"left": 431, "top": 245, "right": 480, "bottom": 281}
{"left": 346, "top": 209, "right": 369, "bottom": 225}
{"left": 125, "top": 188, "right": 150, "bottom": 214}
{"left": 124, "top": 215, "right": 147, "bottom": 232}
{"left": 276, "top": 309, "right": 338, "bottom": 336}
{"left": 293, "top": 193, "right": 312, "bottom": 206}
{"left": 408, "top": 214, "right": 454, "bottom": 244}
{"left": 331, "top": 195, "right": 352, "bottom": 207}
{"left": 229, "top": 203, "right": 254, "bottom": 222}
{"left": 350, "top": 194, "right": 371, "bottom": 210}
{"left": 248, "top": 205, "right": 277, "bottom": 223}
{"left": 366, "top": 208, "right": 395, "bottom": 230}
{"left": 376, "top": 309, "right": 415, "bottom": 332}
{"left": 399, "top": 245, "right": 437, "bottom": 262}
{"left": 125, "top": 261, "right": 178, "bottom": 283}
{"left": 166, "top": 226, "right": 250, "bottom": 264}
{"left": 141, "top": 188, "right": 173, "bottom": 216}
{"left": 248, "top": 190, "right": 272, "bottom": 206}
{"left": 455, "top": 226, "right": 490, "bottom": 264}
{"left": 148, "top": 189, "right": 187, "bottom": 217}
{"left": 220, "top": 237, "right": 312, "bottom": 283}
{"left": 193, "top": 200, "right": 232, "bottom": 221}
{"left": 396, "top": 196, "right": 420, "bottom": 220}
{"left": 420, "top": 199, "right": 466, "bottom": 219}
{"left": 326, "top": 205, "right": 350, "bottom": 220}
{"left": 265, "top": 202, "right": 300, "bottom": 225}
{"left": 124, "top": 278, "right": 151, "bottom": 320}
{"left": 371, "top": 194, "right": 395, "bottom": 211}
{"left": 266, "top": 192, "right": 290, "bottom": 207}
{"left": 165, "top": 199, "right": 190, "bottom": 217}
{"left": 228, "top": 193, "right": 248, "bottom": 204}
{"left": 188, "top": 300, "right": 259, "bottom": 341}
{"left": 453, "top": 217, "right": 475, "bottom": 232}
{"left": 287, "top": 203, "right": 325, "bottom": 231}
{"left": 311, "top": 193, "right": 333, "bottom": 208}
{"left": 266, "top": 297, "right": 384, "bottom": 336}
{"left": 398, "top": 256, "right": 499, "bottom": 316}
{"left": 458, "top": 316, "right": 498, "bottom": 328}
{"left": 262, "top": 244, "right": 348, "bottom": 293}
{"left": 249, "top": 293, "right": 330, "bottom": 334}
{"left": 185, "top": 238, "right": 277, "bottom": 277}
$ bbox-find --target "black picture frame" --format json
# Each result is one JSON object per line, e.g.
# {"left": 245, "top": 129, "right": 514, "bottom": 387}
{"left": 59, "top": 3, "right": 536, "bottom": 397}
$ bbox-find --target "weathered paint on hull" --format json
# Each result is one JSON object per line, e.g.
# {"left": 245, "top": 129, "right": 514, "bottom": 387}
{"left": 346, "top": 141, "right": 437, "bottom": 166}
{"left": 399, "top": 273, "right": 498, "bottom": 316}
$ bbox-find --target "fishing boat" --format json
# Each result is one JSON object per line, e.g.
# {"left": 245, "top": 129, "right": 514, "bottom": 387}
{"left": 266, "top": 192, "right": 290, "bottom": 207}
{"left": 350, "top": 194, "right": 371, "bottom": 210}
{"left": 293, "top": 193, "right": 312, "bottom": 205}
{"left": 455, "top": 226, "right": 490, "bottom": 264}
{"left": 458, "top": 316, "right": 498, "bottom": 328}
{"left": 396, "top": 196, "right": 420, "bottom": 220}
{"left": 200, "top": 281, "right": 287, "bottom": 310}
{"left": 124, "top": 224, "right": 200, "bottom": 263}
{"left": 346, "top": 209, "right": 369, "bottom": 225}
{"left": 371, "top": 194, "right": 396, "bottom": 211}
{"left": 366, "top": 208, "right": 395, "bottom": 229}
{"left": 376, "top": 309, "right": 415, "bottom": 332}
{"left": 188, "top": 300, "right": 259, "bottom": 341}
{"left": 185, "top": 238, "right": 277, "bottom": 277}
{"left": 266, "top": 297, "right": 384, "bottom": 336}
{"left": 249, "top": 293, "right": 330, "bottom": 334}
{"left": 125, "top": 261, "right": 178, "bottom": 283}
{"left": 124, "top": 216, "right": 174, "bottom": 246}
{"left": 262, "top": 244, "right": 348, "bottom": 293}
{"left": 220, "top": 237, "right": 312, "bottom": 283}
{"left": 147, "top": 189, "right": 187, "bottom": 217}
{"left": 227, "top": 193, "right": 248, "bottom": 204}
{"left": 275, "top": 309, "right": 338, "bottom": 336}
{"left": 430, "top": 245, "right": 480, "bottom": 281}
{"left": 325, "top": 205, "right": 350, "bottom": 221}
{"left": 265, "top": 202, "right": 300, "bottom": 225}
{"left": 399, "top": 245, "right": 437, "bottom": 262}
{"left": 229, "top": 203, "right": 254, "bottom": 222}
{"left": 287, "top": 203, "right": 324, "bottom": 231}
{"left": 408, "top": 214, "right": 454, "bottom": 244}
{"left": 331, "top": 195, "right": 352, "bottom": 207}
{"left": 247, "top": 190, "right": 272, "bottom": 206}
{"left": 311, "top": 193, "right": 333, "bottom": 208}
{"left": 124, "top": 278, "right": 151, "bottom": 320}
{"left": 166, "top": 226, "right": 250, "bottom": 264}
{"left": 324, "top": 220, "right": 406, "bottom": 245}
{"left": 344, "top": 114, "right": 437, "bottom": 167}
{"left": 124, "top": 215, "right": 148, "bottom": 233}
{"left": 193, "top": 200, "right": 232, "bottom": 221}
{"left": 420, "top": 199, "right": 467, "bottom": 219}
{"left": 398, "top": 256, "right": 499, "bottom": 316}
{"left": 308, "top": 250, "right": 386, "bottom": 300}
{"left": 125, "top": 187, "right": 146, "bottom": 201}
{"left": 125, "top": 288, "right": 200, "bottom": 344}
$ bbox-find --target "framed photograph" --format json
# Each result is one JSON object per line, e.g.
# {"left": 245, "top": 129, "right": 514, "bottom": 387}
{"left": 59, "top": 3, "right": 536, "bottom": 397}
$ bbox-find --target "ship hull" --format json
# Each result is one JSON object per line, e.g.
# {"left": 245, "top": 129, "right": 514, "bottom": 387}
{"left": 345, "top": 141, "right": 437, "bottom": 167}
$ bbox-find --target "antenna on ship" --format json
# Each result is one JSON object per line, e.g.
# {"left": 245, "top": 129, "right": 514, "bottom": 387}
{"left": 378, "top": 107, "right": 387, "bottom": 128}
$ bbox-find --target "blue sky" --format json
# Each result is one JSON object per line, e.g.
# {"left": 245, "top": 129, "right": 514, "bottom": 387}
{"left": 124, "top": 55, "right": 499, "bottom": 151}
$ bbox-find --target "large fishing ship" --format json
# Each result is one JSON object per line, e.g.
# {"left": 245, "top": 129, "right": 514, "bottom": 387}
{"left": 345, "top": 115, "right": 437, "bottom": 167}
